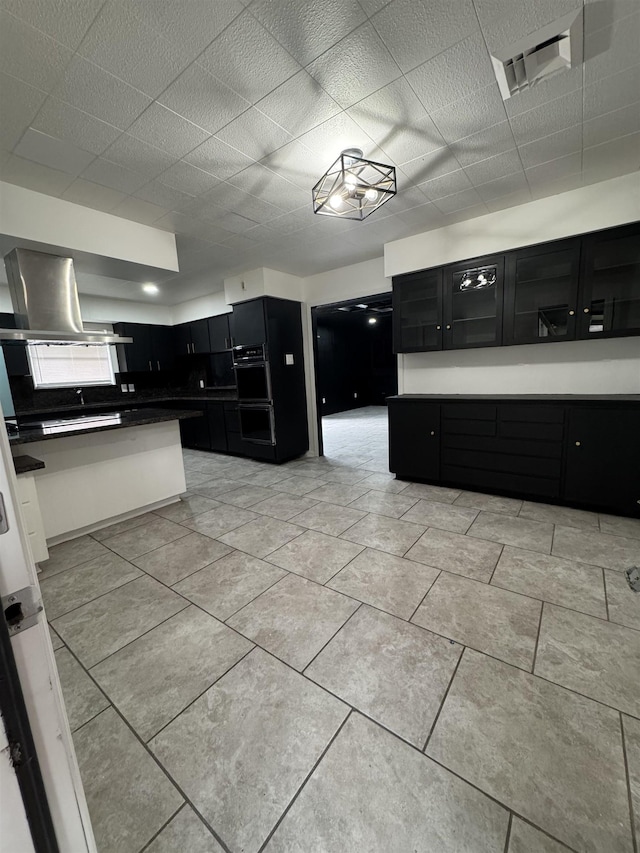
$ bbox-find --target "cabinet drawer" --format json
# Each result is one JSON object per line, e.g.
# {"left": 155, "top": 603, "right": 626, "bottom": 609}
{"left": 499, "top": 421, "right": 564, "bottom": 441}
{"left": 442, "top": 403, "right": 496, "bottom": 421}
{"left": 499, "top": 404, "right": 564, "bottom": 423}
{"left": 442, "top": 418, "right": 496, "bottom": 437}
{"left": 442, "top": 434, "right": 563, "bottom": 459}
{"left": 441, "top": 465, "right": 561, "bottom": 499}
{"left": 224, "top": 405, "right": 240, "bottom": 434}
{"left": 442, "top": 448, "right": 562, "bottom": 479}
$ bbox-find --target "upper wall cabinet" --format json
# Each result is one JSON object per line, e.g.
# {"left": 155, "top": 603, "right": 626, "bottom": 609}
{"left": 207, "top": 314, "right": 232, "bottom": 352}
{"left": 114, "top": 323, "right": 175, "bottom": 372}
{"left": 230, "top": 299, "right": 267, "bottom": 347}
{"left": 444, "top": 255, "right": 504, "bottom": 350}
{"left": 503, "top": 239, "right": 580, "bottom": 346}
{"left": 578, "top": 222, "right": 640, "bottom": 339}
{"left": 392, "top": 222, "right": 640, "bottom": 353}
{"left": 174, "top": 319, "right": 211, "bottom": 355}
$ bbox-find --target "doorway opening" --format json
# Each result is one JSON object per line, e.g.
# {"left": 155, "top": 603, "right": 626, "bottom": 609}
{"left": 312, "top": 293, "right": 396, "bottom": 464}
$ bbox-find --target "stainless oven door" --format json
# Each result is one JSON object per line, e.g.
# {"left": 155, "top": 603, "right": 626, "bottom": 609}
{"left": 239, "top": 404, "right": 275, "bottom": 445}
{"left": 235, "top": 362, "right": 272, "bottom": 402}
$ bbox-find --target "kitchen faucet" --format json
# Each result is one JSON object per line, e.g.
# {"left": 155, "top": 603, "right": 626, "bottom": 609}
{"left": 75, "top": 388, "right": 85, "bottom": 406}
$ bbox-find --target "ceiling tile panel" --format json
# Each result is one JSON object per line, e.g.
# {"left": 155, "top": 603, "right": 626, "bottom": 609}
{"left": 0, "top": 72, "right": 46, "bottom": 151}
{"left": 226, "top": 163, "right": 310, "bottom": 210}
{"left": 485, "top": 187, "right": 533, "bottom": 212}
{"left": 214, "top": 108, "right": 292, "bottom": 161}
{"left": 584, "top": 0, "right": 639, "bottom": 33}
{"left": 101, "top": 134, "right": 176, "bottom": 178}
{"left": 430, "top": 83, "right": 508, "bottom": 145}
{"left": 509, "top": 90, "right": 582, "bottom": 145}
{"left": 583, "top": 103, "right": 640, "bottom": 148}
{"left": 473, "top": 0, "right": 582, "bottom": 54}
{"left": 222, "top": 189, "right": 283, "bottom": 223}
{"left": 358, "top": 0, "right": 391, "bottom": 13}
{"left": 183, "top": 135, "right": 254, "bottom": 180}
{"left": 158, "top": 63, "right": 251, "bottom": 135}
{"left": 475, "top": 168, "right": 528, "bottom": 201}
{"left": 431, "top": 186, "right": 485, "bottom": 214}
{"left": 449, "top": 121, "right": 518, "bottom": 167}
{"left": 406, "top": 32, "right": 496, "bottom": 114}
{"left": 80, "top": 157, "right": 149, "bottom": 193}
{"left": 33, "top": 99, "right": 122, "bottom": 156}
{"left": 52, "top": 57, "right": 153, "bottom": 129}
{"left": 157, "top": 160, "right": 221, "bottom": 195}
{"left": 249, "top": 0, "right": 367, "bottom": 66}
{"left": 0, "top": 0, "right": 105, "bottom": 50}
{"left": 198, "top": 210, "right": 258, "bottom": 234}
{"left": 127, "top": 104, "right": 210, "bottom": 159}
{"left": 397, "top": 201, "right": 447, "bottom": 231}
{"left": 307, "top": 22, "right": 401, "bottom": 109}
{"left": 0, "top": 153, "right": 76, "bottom": 195}
{"left": 419, "top": 169, "right": 473, "bottom": 200}
{"left": 259, "top": 141, "right": 319, "bottom": 189}
{"left": 371, "top": 0, "right": 477, "bottom": 73}
{"left": 110, "top": 196, "right": 168, "bottom": 225}
{"left": 584, "top": 12, "right": 640, "bottom": 85}
{"left": 582, "top": 131, "right": 640, "bottom": 182}
{"left": 219, "top": 232, "right": 264, "bottom": 252}
{"left": 375, "top": 185, "right": 429, "bottom": 215}
{"left": 347, "top": 78, "right": 445, "bottom": 165}
{"left": 199, "top": 11, "right": 302, "bottom": 103}
{"left": 77, "top": 0, "right": 192, "bottom": 99}
{"left": 525, "top": 151, "right": 582, "bottom": 186}
{"left": 255, "top": 70, "right": 342, "bottom": 136}
{"left": 530, "top": 172, "right": 583, "bottom": 198}
{"left": 0, "top": 11, "right": 74, "bottom": 92}
{"left": 463, "top": 147, "right": 522, "bottom": 185}
{"left": 517, "top": 125, "right": 583, "bottom": 169}
{"left": 14, "top": 128, "right": 95, "bottom": 176}
{"left": 265, "top": 210, "right": 313, "bottom": 235}
{"left": 583, "top": 65, "right": 640, "bottom": 120}
{"left": 131, "top": 0, "right": 244, "bottom": 57}
{"left": 133, "top": 180, "right": 195, "bottom": 211}
{"left": 399, "top": 147, "right": 462, "bottom": 184}
{"left": 61, "top": 178, "right": 127, "bottom": 212}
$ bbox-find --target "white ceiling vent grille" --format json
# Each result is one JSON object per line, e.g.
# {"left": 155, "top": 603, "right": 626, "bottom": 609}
{"left": 491, "top": 10, "right": 583, "bottom": 100}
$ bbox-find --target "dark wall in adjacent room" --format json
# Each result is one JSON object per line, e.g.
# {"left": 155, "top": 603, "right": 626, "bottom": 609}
{"left": 316, "top": 311, "right": 397, "bottom": 416}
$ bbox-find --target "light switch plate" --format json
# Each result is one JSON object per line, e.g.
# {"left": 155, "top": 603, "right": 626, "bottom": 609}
{"left": 285, "top": 353, "right": 294, "bottom": 365}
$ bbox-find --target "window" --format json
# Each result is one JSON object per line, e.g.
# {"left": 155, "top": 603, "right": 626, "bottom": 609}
{"left": 28, "top": 343, "right": 117, "bottom": 388}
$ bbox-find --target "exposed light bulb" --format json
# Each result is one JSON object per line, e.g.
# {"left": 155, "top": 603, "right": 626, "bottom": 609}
{"left": 329, "top": 194, "right": 343, "bottom": 210}
{"left": 143, "top": 283, "right": 159, "bottom": 294}
{"left": 368, "top": 317, "right": 377, "bottom": 324}
{"left": 364, "top": 188, "right": 378, "bottom": 202}
{"left": 344, "top": 173, "right": 358, "bottom": 188}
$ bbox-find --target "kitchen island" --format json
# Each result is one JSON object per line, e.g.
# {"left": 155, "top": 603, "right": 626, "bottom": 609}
{"left": 9, "top": 408, "right": 200, "bottom": 547}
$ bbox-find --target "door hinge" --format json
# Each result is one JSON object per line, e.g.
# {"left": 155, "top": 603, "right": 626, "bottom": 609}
{"left": 2, "top": 586, "right": 43, "bottom": 636}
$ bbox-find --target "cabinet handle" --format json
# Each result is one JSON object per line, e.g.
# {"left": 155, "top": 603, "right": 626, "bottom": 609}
{"left": 568, "top": 310, "right": 575, "bottom": 316}
{"left": 446, "top": 324, "right": 451, "bottom": 330}
{"left": 186, "top": 343, "right": 190, "bottom": 353}
{"left": 430, "top": 430, "right": 435, "bottom": 436}
{"left": 157, "top": 360, "right": 160, "bottom": 370}
{"left": 436, "top": 325, "right": 441, "bottom": 330}
{"left": 575, "top": 441, "right": 581, "bottom": 446}
{"left": 148, "top": 360, "right": 152, "bottom": 371}
{"left": 583, "top": 308, "right": 590, "bottom": 314}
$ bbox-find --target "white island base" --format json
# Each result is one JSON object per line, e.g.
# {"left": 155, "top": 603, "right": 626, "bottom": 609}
{"left": 15, "top": 420, "right": 186, "bottom": 547}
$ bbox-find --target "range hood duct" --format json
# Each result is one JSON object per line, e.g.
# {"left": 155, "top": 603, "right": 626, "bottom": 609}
{"left": 0, "top": 248, "right": 133, "bottom": 344}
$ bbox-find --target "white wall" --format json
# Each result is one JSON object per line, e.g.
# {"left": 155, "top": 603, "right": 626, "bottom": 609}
{"left": 401, "top": 338, "right": 640, "bottom": 395}
{"left": 303, "top": 256, "right": 389, "bottom": 306}
{"left": 223, "top": 267, "right": 305, "bottom": 305}
{"left": 385, "top": 172, "right": 640, "bottom": 277}
{"left": 0, "top": 182, "right": 178, "bottom": 271}
{"left": 171, "top": 291, "right": 231, "bottom": 324}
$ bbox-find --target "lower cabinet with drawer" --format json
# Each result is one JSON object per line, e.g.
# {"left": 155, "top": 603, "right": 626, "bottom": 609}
{"left": 388, "top": 395, "right": 640, "bottom": 517}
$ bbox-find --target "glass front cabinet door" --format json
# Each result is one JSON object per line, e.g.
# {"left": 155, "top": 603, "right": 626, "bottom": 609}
{"left": 503, "top": 239, "right": 581, "bottom": 345}
{"left": 392, "top": 269, "right": 443, "bottom": 353}
{"left": 443, "top": 255, "right": 504, "bottom": 349}
{"left": 578, "top": 222, "right": 640, "bottom": 339}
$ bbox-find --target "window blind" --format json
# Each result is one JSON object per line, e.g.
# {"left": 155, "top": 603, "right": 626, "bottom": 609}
{"left": 28, "top": 343, "right": 116, "bottom": 388}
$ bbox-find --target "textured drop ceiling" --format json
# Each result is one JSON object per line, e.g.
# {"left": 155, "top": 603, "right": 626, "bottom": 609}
{"left": 0, "top": 0, "right": 639, "bottom": 304}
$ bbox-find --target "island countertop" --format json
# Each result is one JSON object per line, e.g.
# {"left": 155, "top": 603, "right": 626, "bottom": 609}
{"left": 8, "top": 407, "right": 202, "bottom": 445}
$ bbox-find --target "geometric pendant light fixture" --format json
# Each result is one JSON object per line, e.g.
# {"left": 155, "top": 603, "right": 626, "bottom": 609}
{"left": 312, "top": 148, "right": 397, "bottom": 220}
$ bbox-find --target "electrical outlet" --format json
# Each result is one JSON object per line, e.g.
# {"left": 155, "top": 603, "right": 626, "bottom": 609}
{"left": 354, "top": 392, "right": 358, "bottom": 398}
{"left": 285, "top": 353, "right": 294, "bottom": 365}
{"left": 322, "top": 397, "right": 326, "bottom": 404}
{"left": 199, "top": 379, "right": 205, "bottom": 389}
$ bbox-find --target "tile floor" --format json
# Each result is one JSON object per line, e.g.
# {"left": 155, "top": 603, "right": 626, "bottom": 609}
{"left": 41, "top": 406, "right": 640, "bottom": 853}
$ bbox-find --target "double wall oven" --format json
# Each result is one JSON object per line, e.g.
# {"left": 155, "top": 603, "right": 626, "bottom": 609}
{"left": 233, "top": 344, "right": 275, "bottom": 446}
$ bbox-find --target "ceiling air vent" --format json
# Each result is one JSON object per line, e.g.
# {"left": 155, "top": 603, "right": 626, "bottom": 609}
{"left": 491, "top": 10, "right": 583, "bottom": 100}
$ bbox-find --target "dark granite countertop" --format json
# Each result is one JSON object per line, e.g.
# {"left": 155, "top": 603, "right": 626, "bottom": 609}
{"left": 13, "top": 454, "right": 46, "bottom": 474}
{"left": 9, "top": 408, "right": 202, "bottom": 445}
{"left": 11, "top": 394, "right": 238, "bottom": 418}
{"left": 389, "top": 394, "right": 640, "bottom": 402}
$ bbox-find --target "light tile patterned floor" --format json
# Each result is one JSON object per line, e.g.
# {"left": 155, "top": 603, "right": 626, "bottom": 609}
{"left": 42, "top": 406, "right": 640, "bottom": 853}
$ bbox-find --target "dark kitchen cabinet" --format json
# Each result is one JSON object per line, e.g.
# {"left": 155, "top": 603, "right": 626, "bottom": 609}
{"left": 174, "top": 322, "right": 192, "bottom": 356}
{"left": 207, "top": 401, "right": 227, "bottom": 452}
{"left": 578, "top": 222, "right": 640, "bottom": 339}
{"left": 114, "top": 323, "right": 174, "bottom": 372}
{"left": 177, "top": 402, "right": 208, "bottom": 450}
{"left": 174, "top": 319, "right": 213, "bottom": 355}
{"left": 392, "top": 269, "right": 443, "bottom": 353}
{"left": 444, "top": 255, "right": 504, "bottom": 349}
{"left": 152, "top": 325, "right": 176, "bottom": 371}
{"left": 564, "top": 405, "right": 640, "bottom": 516}
{"left": 0, "top": 313, "right": 29, "bottom": 376}
{"left": 230, "top": 299, "right": 266, "bottom": 347}
{"left": 208, "top": 314, "right": 232, "bottom": 351}
{"left": 388, "top": 400, "right": 440, "bottom": 479}
{"left": 503, "top": 239, "right": 581, "bottom": 346}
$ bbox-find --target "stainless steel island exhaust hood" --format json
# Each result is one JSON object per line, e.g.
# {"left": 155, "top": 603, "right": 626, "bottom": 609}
{"left": 0, "top": 248, "right": 132, "bottom": 344}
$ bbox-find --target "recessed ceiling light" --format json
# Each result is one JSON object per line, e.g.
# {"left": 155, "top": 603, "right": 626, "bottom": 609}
{"left": 143, "top": 283, "right": 159, "bottom": 295}
{"left": 356, "top": 304, "right": 368, "bottom": 308}
{"left": 368, "top": 317, "right": 377, "bottom": 324}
